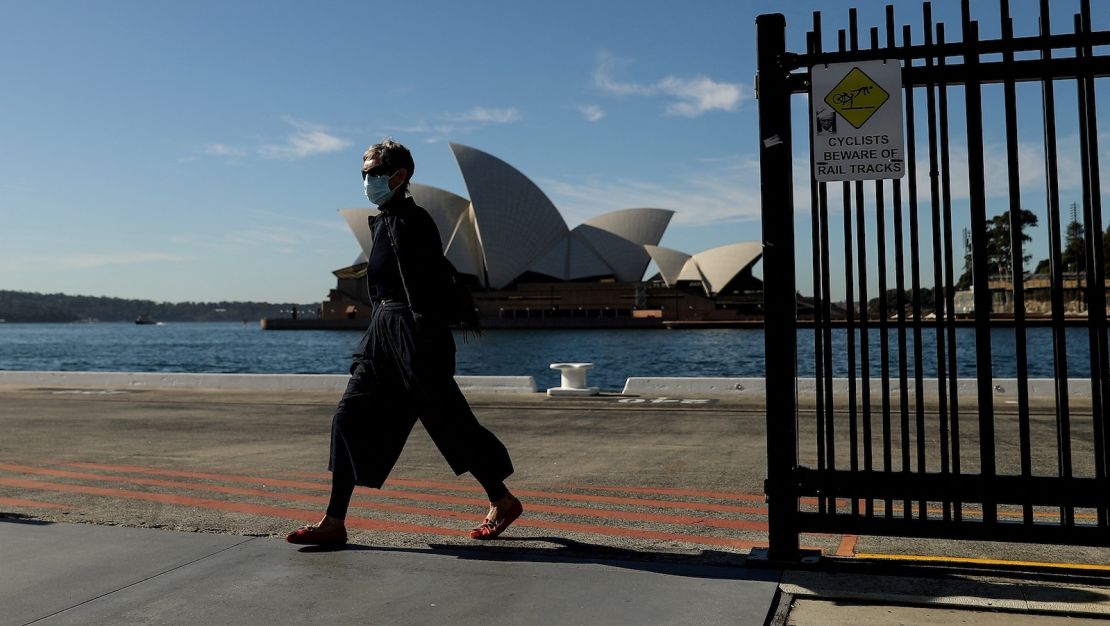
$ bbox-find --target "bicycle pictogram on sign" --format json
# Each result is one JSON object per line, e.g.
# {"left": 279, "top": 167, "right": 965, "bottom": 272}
{"left": 824, "top": 67, "right": 890, "bottom": 129}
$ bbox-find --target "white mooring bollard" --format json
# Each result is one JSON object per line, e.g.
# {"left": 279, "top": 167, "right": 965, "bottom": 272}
{"left": 547, "top": 362, "right": 600, "bottom": 397}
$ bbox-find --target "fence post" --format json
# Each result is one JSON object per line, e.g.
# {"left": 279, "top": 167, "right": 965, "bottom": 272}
{"left": 756, "top": 12, "right": 800, "bottom": 562}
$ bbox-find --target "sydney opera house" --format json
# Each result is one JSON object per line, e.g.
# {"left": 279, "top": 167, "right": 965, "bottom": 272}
{"left": 315, "top": 143, "right": 764, "bottom": 329}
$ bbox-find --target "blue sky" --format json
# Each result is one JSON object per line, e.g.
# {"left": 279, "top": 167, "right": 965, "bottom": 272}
{"left": 1, "top": 0, "right": 1106, "bottom": 303}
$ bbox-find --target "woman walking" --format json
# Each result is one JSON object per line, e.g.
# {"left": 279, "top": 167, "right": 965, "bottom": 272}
{"left": 286, "top": 139, "right": 521, "bottom": 546}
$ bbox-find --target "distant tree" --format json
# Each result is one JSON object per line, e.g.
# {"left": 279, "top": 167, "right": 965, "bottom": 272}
{"left": 958, "top": 228, "right": 972, "bottom": 290}
{"left": 1104, "top": 224, "right": 1110, "bottom": 276}
{"left": 1057, "top": 217, "right": 1085, "bottom": 276}
{"left": 867, "top": 287, "right": 935, "bottom": 319}
{"left": 957, "top": 209, "right": 1038, "bottom": 289}
{"left": 0, "top": 290, "right": 319, "bottom": 323}
{"left": 1034, "top": 203, "right": 1089, "bottom": 276}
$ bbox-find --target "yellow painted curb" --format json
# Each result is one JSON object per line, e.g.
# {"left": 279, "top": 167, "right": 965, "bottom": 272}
{"left": 854, "top": 553, "right": 1110, "bottom": 572}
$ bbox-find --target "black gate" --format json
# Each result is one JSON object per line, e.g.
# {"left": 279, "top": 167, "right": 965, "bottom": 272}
{"left": 758, "top": 0, "right": 1110, "bottom": 561}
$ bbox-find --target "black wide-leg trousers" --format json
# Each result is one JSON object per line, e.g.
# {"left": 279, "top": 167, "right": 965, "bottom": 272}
{"left": 329, "top": 302, "right": 514, "bottom": 490}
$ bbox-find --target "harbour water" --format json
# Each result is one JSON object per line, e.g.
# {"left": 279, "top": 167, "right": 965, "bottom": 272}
{"left": 0, "top": 322, "right": 1097, "bottom": 391}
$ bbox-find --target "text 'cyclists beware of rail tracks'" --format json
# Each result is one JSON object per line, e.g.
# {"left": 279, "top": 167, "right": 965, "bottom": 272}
{"left": 811, "top": 60, "right": 905, "bottom": 182}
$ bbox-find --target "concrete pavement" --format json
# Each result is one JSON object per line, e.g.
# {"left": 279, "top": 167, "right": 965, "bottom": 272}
{"left": 2, "top": 520, "right": 781, "bottom": 625}
{"left": 1, "top": 381, "right": 1110, "bottom": 623}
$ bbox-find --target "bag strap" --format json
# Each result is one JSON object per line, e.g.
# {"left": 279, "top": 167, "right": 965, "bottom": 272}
{"left": 383, "top": 215, "right": 416, "bottom": 315}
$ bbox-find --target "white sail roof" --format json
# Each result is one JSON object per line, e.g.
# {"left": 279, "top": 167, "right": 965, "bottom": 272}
{"left": 527, "top": 231, "right": 616, "bottom": 280}
{"left": 409, "top": 183, "right": 484, "bottom": 277}
{"left": 644, "top": 245, "right": 698, "bottom": 285}
{"left": 645, "top": 242, "right": 763, "bottom": 296}
{"left": 339, "top": 208, "right": 379, "bottom": 260}
{"left": 577, "top": 208, "right": 674, "bottom": 281}
{"left": 450, "top": 142, "right": 569, "bottom": 288}
{"left": 694, "top": 242, "right": 763, "bottom": 295}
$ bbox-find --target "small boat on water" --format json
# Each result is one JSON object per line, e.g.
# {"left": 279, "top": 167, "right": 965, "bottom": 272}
{"left": 135, "top": 314, "right": 156, "bottom": 325}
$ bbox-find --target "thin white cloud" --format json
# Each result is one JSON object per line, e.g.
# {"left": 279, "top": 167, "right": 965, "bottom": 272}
{"left": 895, "top": 136, "right": 1088, "bottom": 207}
{"left": 58, "top": 252, "right": 193, "bottom": 269}
{"left": 389, "top": 105, "right": 522, "bottom": 142}
{"left": 259, "top": 129, "right": 351, "bottom": 159}
{"left": 200, "top": 119, "right": 351, "bottom": 161}
{"left": 203, "top": 143, "right": 248, "bottom": 157}
{"left": 166, "top": 209, "right": 349, "bottom": 257}
{"left": 593, "top": 52, "right": 745, "bottom": 117}
{"left": 539, "top": 133, "right": 1100, "bottom": 231}
{"left": 593, "top": 53, "right": 655, "bottom": 96}
{"left": 538, "top": 154, "right": 764, "bottom": 228}
{"left": 578, "top": 104, "right": 605, "bottom": 122}
{"left": 446, "top": 107, "right": 522, "bottom": 124}
{"left": 657, "top": 76, "right": 744, "bottom": 117}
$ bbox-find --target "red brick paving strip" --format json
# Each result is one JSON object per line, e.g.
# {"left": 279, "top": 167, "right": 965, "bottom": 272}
{"left": 69, "top": 462, "right": 769, "bottom": 515}
{"left": 53, "top": 462, "right": 771, "bottom": 532}
{"left": 0, "top": 496, "right": 73, "bottom": 510}
{"left": 0, "top": 463, "right": 820, "bottom": 551}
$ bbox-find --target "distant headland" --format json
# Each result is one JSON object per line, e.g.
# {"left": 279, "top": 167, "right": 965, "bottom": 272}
{"left": 0, "top": 290, "right": 318, "bottom": 324}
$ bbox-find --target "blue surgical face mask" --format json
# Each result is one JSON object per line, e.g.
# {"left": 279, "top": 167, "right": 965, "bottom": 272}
{"left": 363, "top": 174, "right": 396, "bottom": 206}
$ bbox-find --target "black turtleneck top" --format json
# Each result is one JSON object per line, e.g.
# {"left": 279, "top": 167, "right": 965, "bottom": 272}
{"left": 365, "top": 211, "right": 405, "bottom": 303}
{"left": 364, "top": 193, "right": 449, "bottom": 312}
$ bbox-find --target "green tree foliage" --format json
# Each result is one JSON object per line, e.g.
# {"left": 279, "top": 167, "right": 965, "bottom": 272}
{"left": 956, "top": 209, "right": 1038, "bottom": 289}
{"left": 1063, "top": 218, "right": 1085, "bottom": 273}
{"left": 1104, "top": 226, "right": 1110, "bottom": 276}
{"left": 0, "top": 290, "right": 319, "bottom": 323}
{"left": 1034, "top": 204, "right": 1086, "bottom": 276}
{"left": 867, "top": 287, "right": 936, "bottom": 319}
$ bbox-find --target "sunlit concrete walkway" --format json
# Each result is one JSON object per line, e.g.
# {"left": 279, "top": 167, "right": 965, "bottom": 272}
{"left": 1, "top": 381, "right": 1109, "bottom": 623}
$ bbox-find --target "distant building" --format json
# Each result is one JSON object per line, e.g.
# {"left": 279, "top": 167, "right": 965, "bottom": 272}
{"left": 321, "top": 143, "right": 763, "bottom": 328}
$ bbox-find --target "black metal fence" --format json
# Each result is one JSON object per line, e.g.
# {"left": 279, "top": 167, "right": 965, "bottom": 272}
{"left": 757, "top": 0, "right": 1110, "bottom": 560}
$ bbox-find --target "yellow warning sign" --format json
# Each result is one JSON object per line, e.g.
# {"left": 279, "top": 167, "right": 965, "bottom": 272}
{"left": 823, "top": 67, "right": 890, "bottom": 129}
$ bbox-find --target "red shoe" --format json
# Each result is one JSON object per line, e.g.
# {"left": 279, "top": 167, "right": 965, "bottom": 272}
{"left": 285, "top": 524, "right": 347, "bottom": 546}
{"left": 469, "top": 498, "right": 523, "bottom": 540}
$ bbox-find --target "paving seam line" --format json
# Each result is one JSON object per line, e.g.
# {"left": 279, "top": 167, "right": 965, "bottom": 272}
{"left": 765, "top": 578, "right": 792, "bottom": 625}
{"left": 787, "top": 591, "right": 1110, "bottom": 620}
{"left": 853, "top": 552, "right": 1110, "bottom": 572}
{"left": 781, "top": 591, "right": 1036, "bottom": 616}
{"left": 21, "top": 535, "right": 258, "bottom": 625}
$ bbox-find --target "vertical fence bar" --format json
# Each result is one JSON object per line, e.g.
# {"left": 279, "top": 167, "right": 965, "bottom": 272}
{"left": 814, "top": 11, "right": 838, "bottom": 519}
{"left": 1081, "top": 1, "right": 1110, "bottom": 529}
{"left": 923, "top": 1, "right": 952, "bottom": 522}
{"left": 837, "top": 26, "right": 861, "bottom": 518}
{"left": 883, "top": 7, "right": 910, "bottom": 521}
{"left": 872, "top": 24, "right": 894, "bottom": 520}
{"left": 902, "top": 23, "right": 928, "bottom": 520}
{"left": 843, "top": 175, "right": 859, "bottom": 517}
{"left": 890, "top": 7, "right": 912, "bottom": 521}
{"left": 1076, "top": 12, "right": 1102, "bottom": 526}
{"left": 821, "top": 183, "right": 836, "bottom": 517}
{"left": 999, "top": 0, "right": 1034, "bottom": 526}
{"left": 849, "top": 9, "right": 874, "bottom": 520}
{"left": 936, "top": 22, "right": 963, "bottom": 523}
{"left": 806, "top": 28, "right": 827, "bottom": 515}
{"left": 1038, "top": 0, "right": 1074, "bottom": 527}
{"left": 756, "top": 12, "right": 800, "bottom": 561}
{"left": 961, "top": 7, "right": 998, "bottom": 525}
{"left": 1076, "top": 3, "right": 1110, "bottom": 528}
